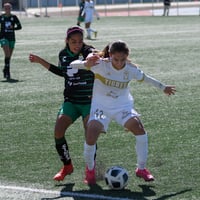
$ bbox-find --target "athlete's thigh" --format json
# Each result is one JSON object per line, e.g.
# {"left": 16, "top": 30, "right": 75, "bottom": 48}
{"left": 0, "top": 39, "right": 10, "bottom": 56}
{"left": 54, "top": 114, "right": 72, "bottom": 138}
{"left": 58, "top": 102, "right": 80, "bottom": 122}
{"left": 76, "top": 104, "right": 91, "bottom": 130}
{"left": 0, "top": 38, "right": 9, "bottom": 47}
{"left": 114, "top": 106, "right": 142, "bottom": 132}
{"left": 85, "top": 13, "right": 92, "bottom": 23}
{"left": 114, "top": 105, "right": 139, "bottom": 126}
{"left": 85, "top": 21, "right": 91, "bottom": 29}
{"left": 89, "top": 102, "right": 111, "bottom": 133}
{"left": 125, "top": 116, "right": 145, "bottom": 134}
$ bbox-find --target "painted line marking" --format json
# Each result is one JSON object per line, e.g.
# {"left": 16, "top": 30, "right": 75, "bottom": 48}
{"left": 0, "top": 185, "right": 134, "bottom": 200}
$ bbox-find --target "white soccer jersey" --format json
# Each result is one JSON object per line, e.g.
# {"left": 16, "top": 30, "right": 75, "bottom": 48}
{"left": 83, "top": 0, "right": 95, "bottom": 23}
{"left": 70, "top": 58, "right": 165, "bottom": 130}
{"left": 90, "top": 59, "right": 144, "bottom": 108}
{"left": 70, "top": 59, "right": 147, "bottom": 130}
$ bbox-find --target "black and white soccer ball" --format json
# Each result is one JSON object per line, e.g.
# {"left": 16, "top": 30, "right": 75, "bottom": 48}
{"left": 105, "top": 166, "right": 129, "bottom": 190}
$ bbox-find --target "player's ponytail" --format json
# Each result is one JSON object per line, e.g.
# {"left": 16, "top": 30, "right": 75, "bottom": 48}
{"left": 101, "top": 45, "right": 110, "bottom": 58}
{"left": 100, "top": 40, "right": 130, "bottom": 59}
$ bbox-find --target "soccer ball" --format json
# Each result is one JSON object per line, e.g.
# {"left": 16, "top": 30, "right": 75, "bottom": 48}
{"left": 105, "top": 166, "right": 129, "bottom": 190}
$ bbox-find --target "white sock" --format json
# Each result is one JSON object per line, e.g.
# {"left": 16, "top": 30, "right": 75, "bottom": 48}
{"left": 84, "top": 142, "right": 96, "bottom": 170}
{"left": 86, "top": 28, "right": 91, "bottom": 37}
{"left": 135, "top": 133, "right": 148, "bottom": 169}
{"left": 90, "top": 28, "right": 95, "bottom": 33}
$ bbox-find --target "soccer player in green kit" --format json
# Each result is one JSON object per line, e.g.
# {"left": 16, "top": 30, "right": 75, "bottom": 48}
{"left": 0, "top": 3, "right": 22, "bottom": 80}
{"left": 29, "top": 26, "right": 97, "bottom": 181}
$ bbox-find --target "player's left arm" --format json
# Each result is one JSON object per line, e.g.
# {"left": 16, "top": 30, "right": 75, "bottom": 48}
{"left": 142, "top": 74, "right": 176, "bottom": 96}
{"left": 13, "top": 15, "right": 22, "bottom": 30}
{"left": 70, "top": 53, "right": 100, "bottom": 69}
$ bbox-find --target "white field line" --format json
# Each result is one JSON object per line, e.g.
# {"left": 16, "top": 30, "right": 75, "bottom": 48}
{"left": 0, "top": 185, "right": 134, "bottom": 200}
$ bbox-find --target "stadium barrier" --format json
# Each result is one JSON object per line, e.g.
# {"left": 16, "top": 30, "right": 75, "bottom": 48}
{"left": 1, "top": 0, "right": 200, "bottom": 16}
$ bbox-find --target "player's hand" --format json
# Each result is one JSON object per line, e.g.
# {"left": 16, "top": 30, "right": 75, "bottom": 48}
{"left": 29, "top": 54, "right": 50, "bottom": 69}
{"left": 29, "top": 54, "right": 40, "bottom": 63}
{"left": 164, "top": 85, "right": 176, "bottom": 96}
{"left": 85, "top": 54, "right": 100, "bottom": 67}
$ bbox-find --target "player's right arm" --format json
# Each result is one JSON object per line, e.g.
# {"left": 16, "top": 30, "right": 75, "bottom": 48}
{"left": 29, "top": 54, "right": 50, "bottom": 69}
{"left": 29, "top": 54, "right": 63, "bottom": 76}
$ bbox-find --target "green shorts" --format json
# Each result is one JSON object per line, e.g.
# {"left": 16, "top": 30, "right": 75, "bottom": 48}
{"left": 77, "top": 16, "right": 84, "bottom": 22}
{"left": 58, "top": 101, "right": 91, "bottom": 122}
{"left": 0, "top": 38, "right": 15, "bottom": 48}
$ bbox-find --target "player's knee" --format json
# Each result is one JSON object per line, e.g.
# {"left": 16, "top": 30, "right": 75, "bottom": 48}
{"left": 125, "top": 117, "right": 145, "bottom": 135}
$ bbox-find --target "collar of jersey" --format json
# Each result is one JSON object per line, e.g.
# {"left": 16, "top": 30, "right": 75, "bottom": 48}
{"left": 66, "top": 45, "right": 81, "bottom": 57}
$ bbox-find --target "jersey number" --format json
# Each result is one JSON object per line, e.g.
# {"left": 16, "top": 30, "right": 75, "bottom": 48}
{"left": 94, "top": 109, "right": 105, "bottom": 119}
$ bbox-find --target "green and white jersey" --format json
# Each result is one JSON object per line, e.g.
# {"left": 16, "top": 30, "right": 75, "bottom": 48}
{"left": 49, "top": 43, "right": 95, "bottom": 104}
{"left": 0, "top": 14, "right": 22, "bottom": 41}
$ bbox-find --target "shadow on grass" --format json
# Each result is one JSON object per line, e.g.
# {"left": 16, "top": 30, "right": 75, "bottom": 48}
{"left": 1, "top": 78, "right": 20, "bottom": 83}
{"left": 154, "top": 188, "right": 192, "bottom": 200}
{"left": 41, "top": 183, "right": 155, "bottom": 200}
{"left": 40, "top": 183, "right": 192, "bottom": 200}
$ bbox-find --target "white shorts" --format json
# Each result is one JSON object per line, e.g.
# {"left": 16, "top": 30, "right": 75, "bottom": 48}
{"left": 85, "top": 13, "right": 93, "bottom": 23}
{"left": 88, "top": 102, "right": 140, "bottom": 132}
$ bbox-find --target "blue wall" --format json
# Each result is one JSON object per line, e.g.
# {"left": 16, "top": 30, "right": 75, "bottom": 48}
{"left": 27, "top": 0, "right": 149, "bottom": 8}
{"left": 26, "top": 0, "right": 191, "bottom": 8}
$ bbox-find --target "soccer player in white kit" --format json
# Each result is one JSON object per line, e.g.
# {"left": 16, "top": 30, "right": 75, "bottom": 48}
{"left": 82, "top": 0, "right": 99, "bottom": 39}
{"left": 71, "top": 40, "right": 176, "bottom": 184}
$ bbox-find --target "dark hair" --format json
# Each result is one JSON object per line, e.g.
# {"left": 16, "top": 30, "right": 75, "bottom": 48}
{"left": 101, "top": 45, "right": 110, "bottom": 58}
{"left": 101, "top": 40, "right": 129, "bottom": 58}
{"left": 109, "top": 40, "right": 129, "bottom": 55}
{"left": 66, "top": 26, "right": 84, "bottom": 39}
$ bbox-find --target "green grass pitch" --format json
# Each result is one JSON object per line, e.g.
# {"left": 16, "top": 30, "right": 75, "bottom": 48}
{"left": 0, "top": 15, "right": 199, "bottom": 200}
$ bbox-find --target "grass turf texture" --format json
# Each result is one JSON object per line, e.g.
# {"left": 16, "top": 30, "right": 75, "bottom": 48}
{"left": 0, "top": 16, "right": 199, "bottom": 200}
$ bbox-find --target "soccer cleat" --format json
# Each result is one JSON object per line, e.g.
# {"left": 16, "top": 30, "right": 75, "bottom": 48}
{"left": 84, "top": 165, "right": 96, "bottom": 184}
{"left": 3, "top": 68, "right": 10, "bottom": 80}
{"left": 94, "top": 31, "right": 97, "bottom": 38}
{"left": 135, "top": 168, "right": 154, "bottom": 182}
{"left": 53, "top": 163, "right": 74, "bottom": 181}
